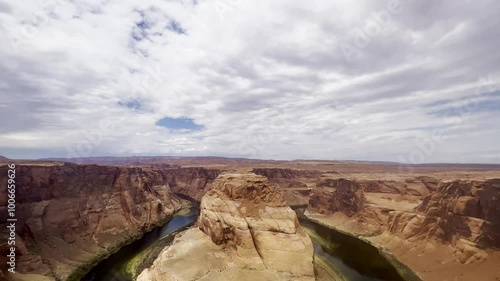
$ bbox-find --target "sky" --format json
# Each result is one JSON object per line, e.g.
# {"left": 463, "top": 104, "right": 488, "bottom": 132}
{"left": 0, "top": 0, "right": 499, "bottom": 163}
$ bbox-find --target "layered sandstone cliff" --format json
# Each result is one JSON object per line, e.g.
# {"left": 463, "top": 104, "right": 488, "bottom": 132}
{"left": 253, "top": 168, "right": 319, "bottom": 208}
{"left": 198, "top": 173, "right": 315, "bottom": 276}
{"left": 308, "top": 177, "right": 500, "bottom": 244}
{"left": 387, "top": 179, "right": 500, "bottom": 263}
{"left": 306, "top": 174, "right": 500, "bottom": 280}
{"left": 0, "top": 163, "right": 219, "bottom": 280}
{"left": 252, "top": 168, "right": 320, "bottom": 188}
{"left": 164, "top": 167, "right": 221, "bottom": 201}
{"left": 309, "top": 178, "right": 365, "bottom": 216}
{"left": 139, "top": 172, "right": 315, "bottom": 281}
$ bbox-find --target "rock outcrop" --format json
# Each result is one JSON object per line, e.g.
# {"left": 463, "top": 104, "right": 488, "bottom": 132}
{"left": 198, "top": 172, "right": 315, "bottom": 278}
{"left": 0, "top": 163, "right": 219, "bottom": 280}
{"left": 138, "top": 227, "right": 316, "bottom": 281}
{"left": 309, "top": 178, "right": 365, "bottom": 217}
{"left": 386, "top": 179, "right": 500, "bottom": 263}
{"left": 306, "top": 174, "right": 500, "bottom": 267}
{"left": 140, "top": 172, "right": 315, "bottom": 281}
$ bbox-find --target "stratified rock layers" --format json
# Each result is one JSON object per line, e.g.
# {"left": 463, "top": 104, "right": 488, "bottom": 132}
{"left": 139, "top": 172, "right": 315, "bottom": 281}
{"left": 0, "top": 163, "right": 219, "bottom": 280}
{"left": 388, "top": 179, "right": 500, "bottom": 263}
{"left": 198, "top": 173, "right": 314, "bottom": 276}
{"left": 307, "top": 177, "right": 500, "bottom": 264}
{"left": 309, "top": 178, "right": 365, "bottom": 216}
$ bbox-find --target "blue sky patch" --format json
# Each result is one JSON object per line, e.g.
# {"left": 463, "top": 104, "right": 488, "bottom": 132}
{"left": 155, "top": 117, "right": 204, "bottom": 131}
{"left": 426, "top": 90, "right": 500, "bottom": 116}
{"left": 132, "top": 20, "right": 149, "bottom": 41}
{"left": 167, "top": 20, "right": 186, "bottom": 34}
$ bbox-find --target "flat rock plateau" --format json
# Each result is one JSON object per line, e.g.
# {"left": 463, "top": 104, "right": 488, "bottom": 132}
{"left": 1, "top": 157, "right": 500, "bottom": 281}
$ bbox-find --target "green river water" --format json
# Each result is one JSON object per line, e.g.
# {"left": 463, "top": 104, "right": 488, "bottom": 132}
{"left": 83, "top": 207, "right": 421, "bottom": 281}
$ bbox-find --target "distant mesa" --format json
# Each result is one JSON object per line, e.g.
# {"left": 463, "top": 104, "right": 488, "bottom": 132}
{"left": 0, "top": 155, "right": 9, "bottom": 161}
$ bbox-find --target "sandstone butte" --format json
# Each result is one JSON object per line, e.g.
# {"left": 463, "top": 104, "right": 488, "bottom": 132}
{"left": 138, "top": 172, "right": 316, "bottom": 281}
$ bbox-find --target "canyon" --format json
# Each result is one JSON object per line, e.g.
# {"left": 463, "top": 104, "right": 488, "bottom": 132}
{"left": 138, "top": 172, "right": 315, "bottom": 281}
{"left": 305, "top": 173, "right": 500, "bottom": 281}
{"left": 1, "top": 158, "right": 499, "bottom": 281}
{"left": 0, "top": 162, "right": 219, "bottom": 281}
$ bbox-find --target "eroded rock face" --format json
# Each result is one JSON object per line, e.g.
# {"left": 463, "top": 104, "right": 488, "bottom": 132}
{"left": 309, "top": 178, "right": 365, "bottom": 216}
{"left": 197, "top": 173, "right": 315, "bottom": 279}
{"left": 418, "top": 179, "right": 500, "bottom": 246}
{"left": 0, "top": 163, "right": 219, "bottom": 280}
{"left": 164, "top": 167, "right": 221, "bottom": 201}
{"left": 253, "top": 168, "right": 318, "bottom": 208}
{"left": 307, "top": 175, "right": 500, "bottom": 265}
{"left": 252, "top": 168, "right": 320, "bottom": 188}
{"left": 387, "top": 179, "right": 500, "bottom": 263}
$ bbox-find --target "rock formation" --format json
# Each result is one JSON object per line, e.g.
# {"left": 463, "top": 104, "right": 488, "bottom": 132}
{"left": 0, "top": 163, "right": 219, "bottom": 280}
{"left": 4, "top": 157, "right": 498, "bottom": 281}
{"left": 309, "top": 178, "right": 365, "bottom": 216}
{"left": 139, "top": 172, "right": 315, "bottom": 281}
{"left": 387, "top": 179, "right": 500, "bottom": 263}
{"left": 316, "top": 176, "right": 434, "bottom": 196}
{"left": 306, "top": 173, "right": 500, "bottom": 280}
{"left": 252, "top": 168, "right": 320, "bottom": 188}
{"left": 198, "top": 172, "right": 315, "bottom": 276}
{"left": 253, "top": 168, "right": 319, "bottom": 207}
{"left": 164, "top": 167, "right": 221, "bottom": 201}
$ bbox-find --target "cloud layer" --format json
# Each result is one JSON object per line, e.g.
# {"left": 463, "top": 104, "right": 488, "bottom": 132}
{"left": 1, "top": 0, "right": 499, "bottom": 163}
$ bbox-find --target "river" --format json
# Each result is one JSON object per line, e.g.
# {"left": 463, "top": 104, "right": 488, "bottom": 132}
{"left": 301, "top": 217, "right": 408, "bottom": 281}
{"left": 84, "top": 207, "right": 416, "bottom": 281}
{"left": 82, "top": 208, "right": 198, "bottom": 281}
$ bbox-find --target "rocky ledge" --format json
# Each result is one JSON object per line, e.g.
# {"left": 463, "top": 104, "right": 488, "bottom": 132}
{"left": 138, "top": 172, "right": 315, "bottom": 281}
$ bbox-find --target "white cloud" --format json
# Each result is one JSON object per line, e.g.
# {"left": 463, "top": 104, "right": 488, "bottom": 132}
{"left": 0, "top": 0, "right": 500, "bottom": 163}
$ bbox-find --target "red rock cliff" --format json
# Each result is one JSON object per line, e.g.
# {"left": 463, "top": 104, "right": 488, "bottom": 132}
{"left": 387, "top": 179, "right": 500, "bottom": 263}
{"left": 0, "top": 163, "right": 219, "bottom": 280}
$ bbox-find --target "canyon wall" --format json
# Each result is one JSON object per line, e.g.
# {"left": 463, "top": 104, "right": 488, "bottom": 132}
{"left": 252, "top": 168, "right": 321, "bottom": 188}
{"left": 253, "top": 168, "right": 319, "bottom": 207}
{"left": 0, "top": 163, "right": 219, "bottom": 281}
{"left": 388, "top": 179, "right": 500, "bottom": 263}
{"left": 164, "top": 167, "right": 221, "bottom": 201}
{"left": 307, "top": 176, "right": 500, "bottom": 264}
{"left": 309, "top": 178, "right": 365, "bottom": 216}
